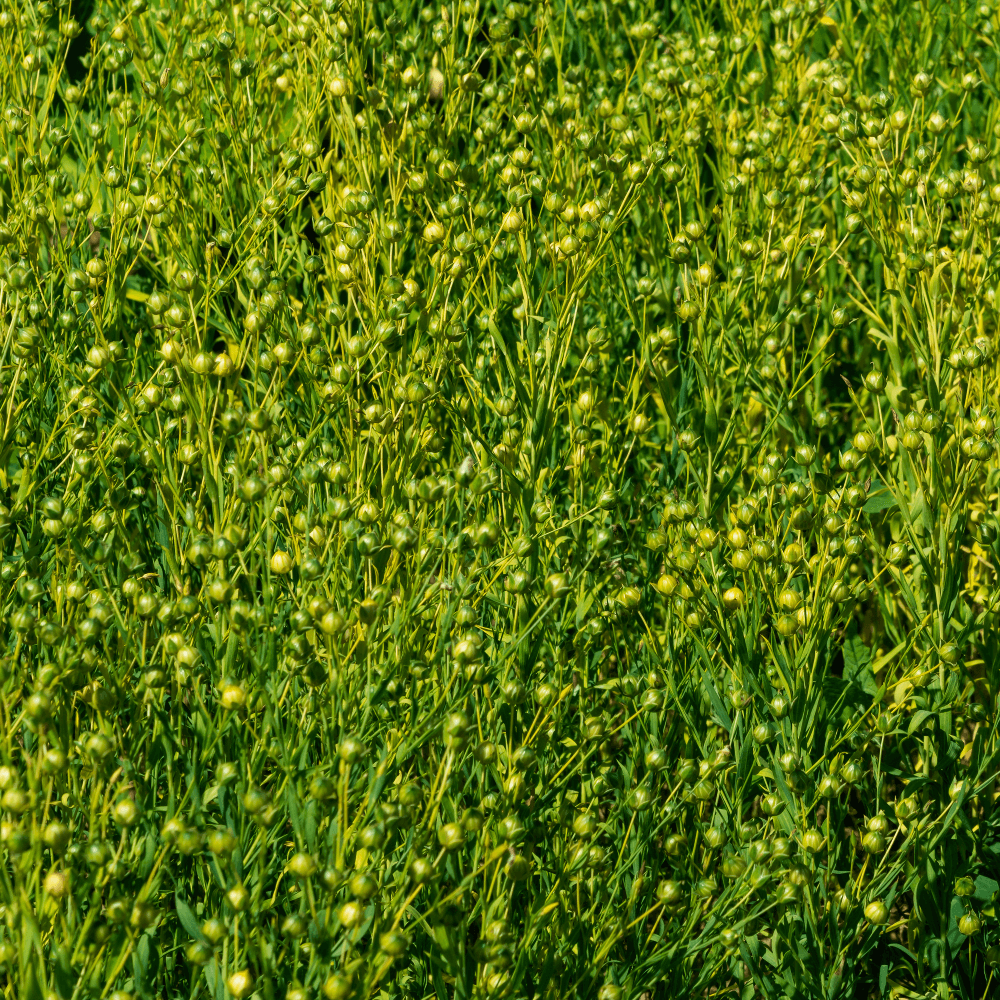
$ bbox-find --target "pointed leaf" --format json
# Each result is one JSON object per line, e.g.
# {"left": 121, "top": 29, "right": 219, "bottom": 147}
{"left": 701, "top": 669, "right": 733, "bottom": 733}
{"left": 176, "top": 894, "right": 205, "bottom": 942}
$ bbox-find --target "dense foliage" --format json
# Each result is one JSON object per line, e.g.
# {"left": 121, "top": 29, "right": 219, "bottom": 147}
{"left": 2, "top": 0, "right": 1000, "bottom": 997}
